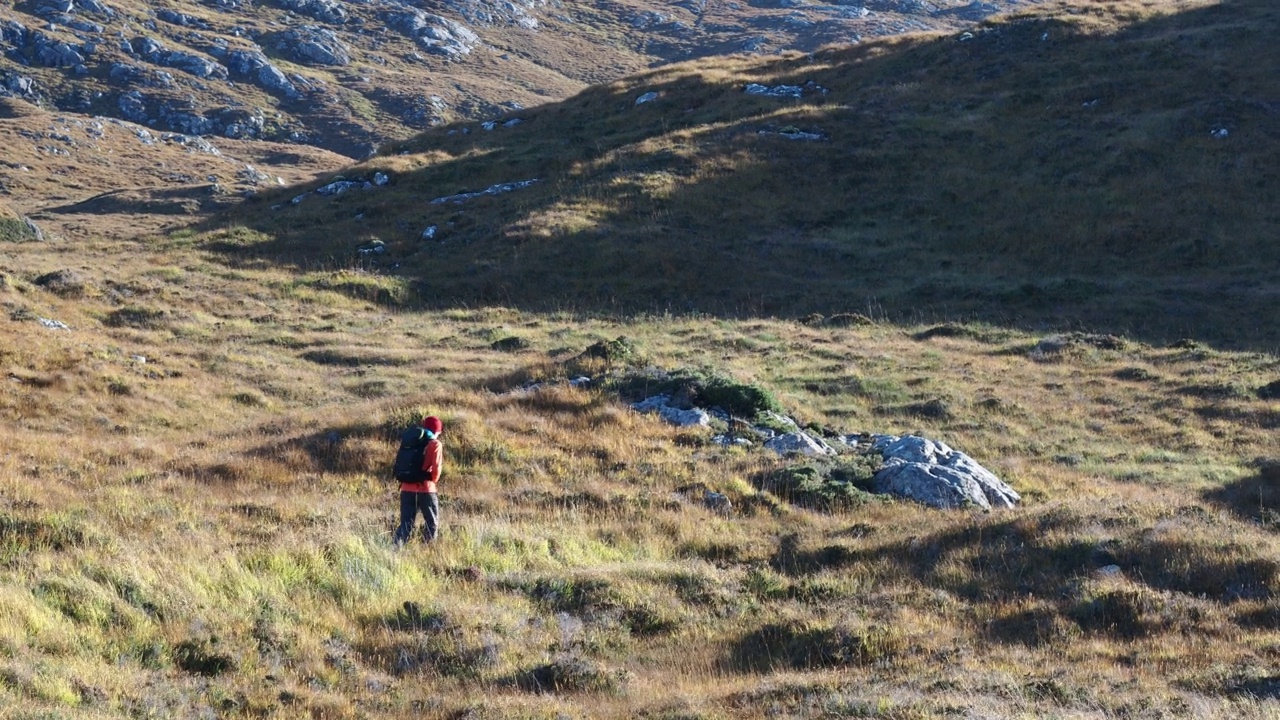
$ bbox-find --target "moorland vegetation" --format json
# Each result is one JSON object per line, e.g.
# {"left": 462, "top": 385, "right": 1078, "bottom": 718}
{"left": 0, "top": 0, "right": 1277, "bottom": 718}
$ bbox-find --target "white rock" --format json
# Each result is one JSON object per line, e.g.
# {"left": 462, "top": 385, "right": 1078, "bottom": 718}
{"left": 373, "top": 172, "right": 389, "bottom": 186}
{"left": 765, "top": 432, "right": 837, "bottom": 458}
{"left": 421, "top": 225, "right": 438, "bottom": 240}
{"left": 38, "top": 317, "right": 70, "bottom": 330}
{"left": 1098, "top": 564, "right": 1122, "bottom": 577}
{"left": 632, "top": 395, "right": 711, "bottom": 427}
{"left": 635, "top": 91, "right": 659, "bottom": 105}
{"left": 871, "top": 435, "right": 1019, "bottom": 510}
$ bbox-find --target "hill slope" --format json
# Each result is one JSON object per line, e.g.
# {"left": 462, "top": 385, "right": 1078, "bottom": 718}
{"left": 0, "top": 0, "right": 1044, "bottom": 158}
{"left": 210, "top": 0, "right": 1279, "bottom": 349}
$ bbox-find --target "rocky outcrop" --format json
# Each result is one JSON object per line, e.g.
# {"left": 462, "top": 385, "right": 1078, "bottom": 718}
{"left": 220, "top": 49, "right": 301, "bottom": 98}
{"left": 430, "top": 179, "right": 537, "bottom": 204}
{"left": 445, "top": 0, "right": 541, "bottom": 29}
{"left": 765, "top": 432, "right": 838, "bottom": 458}
{"left": 632, "top": 395, "right": 712, "bottom": 427}
{"left": 387, "top": 10, "right": 480, "bottom": 58}
{"left": 156, "top": 9, "right": 211, "bottom": 29}
{"left": 871, "top": 435, "right": 1019, "bottom": 510}
{"left": 280, "top": 0, "right": 349, "bottom": 24}
{"left": 128, "top": 37, "right": 229, "bottom": 79}
{"left": 33, "top": 35, "right": 85, "bottom": 68}
{"left": 275, "top": 26, "right": 351, "bottom": 66}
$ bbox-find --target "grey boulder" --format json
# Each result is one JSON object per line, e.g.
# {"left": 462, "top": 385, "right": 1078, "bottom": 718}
{"left": 276, "top": 26, "right": 351, "bottom": 66}
{"left": 765, "top": 432, "right": 837, "bottom": 458}
{"left": 871, "top": 435, "right": 1019, "bottom": 510}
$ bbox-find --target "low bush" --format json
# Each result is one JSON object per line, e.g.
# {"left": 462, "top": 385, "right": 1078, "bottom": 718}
{"left": 758, "top": 456, "right": 884, "bottom": 511}
{"left": 729, "top": 619, "right": 900, "bottom": 671}
{"left": 607, "top": 367, "right": 782, "bottom": 418}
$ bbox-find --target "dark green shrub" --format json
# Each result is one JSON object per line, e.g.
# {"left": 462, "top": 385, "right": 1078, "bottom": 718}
{"left": 581, "top": 336, "right": 636, "bottom": 364}
{"left": 730, "top": 620, "right": 900, "bottom": 671}
{"left": 524, "top": 654, "right": 627, "bottom": 693}
{"left": 173, "top": 637, "right": 237, "bottom": 676}
{"left": 760, "top": 456, "right": 884, "bottom": 511}
{"left": 104, "top": 306, "right": 168, "bottom": 329}
{"left": 608, "top": 367, "right": 781, "bottom": 418}
{"left": 491, "top": 336, "right": 531, "bottom": 352}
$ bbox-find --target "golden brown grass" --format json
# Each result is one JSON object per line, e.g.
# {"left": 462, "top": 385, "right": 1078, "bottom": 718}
{"left": 2, "top": 204, "right": 1280, "bottom": 717}
{"left": 195, "top": 0, "right": 1280, "bottom": 351}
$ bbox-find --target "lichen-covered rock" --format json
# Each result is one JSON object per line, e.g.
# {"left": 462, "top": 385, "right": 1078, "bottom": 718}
{"left": 117, "top": 90, "right": 149, "bottom": 123}
{"left": 765, "top": 432, "right": 837, "bottom": 458}
{"left": 446, "top": 0, "right": 542, "bottom": 29}
{"left": 276, "top": 26, "right": 350, "bottom": 66}
{"left": 871, "top": 435, "right": 1019, "bottom": 510}
{"left": 632, "top": 395, "right": 712, "bottom": 427}
{"left": 388, "top": 10, "right": 480, "bottom": 58}
{"left": 222, "top": 49, "right": 301, "bottom": 97}
{"left": 34, "top": 37, "right": 85, "bottom": 67}
{"left": 280, "top": 0, "right": 349, "bottom": 24}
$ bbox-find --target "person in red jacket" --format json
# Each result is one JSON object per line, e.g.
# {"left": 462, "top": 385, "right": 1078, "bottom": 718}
{"left": 394, "top": 415, "right": 444, "bottom": 546}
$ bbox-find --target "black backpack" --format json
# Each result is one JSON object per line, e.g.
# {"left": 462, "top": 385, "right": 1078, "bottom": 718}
{"left": 392, "top": 426, "right": 430, "bottom": 482}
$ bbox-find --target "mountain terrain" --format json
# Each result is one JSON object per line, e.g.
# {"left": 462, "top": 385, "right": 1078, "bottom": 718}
{"left": 209, "top": 0, "right": 1279, "bottom": 349}
{"left": 0, "top": 0, "right": 1278, "bottom": 718}
{"left": 0, "top": 0, "right": 1045, "bottom": 159}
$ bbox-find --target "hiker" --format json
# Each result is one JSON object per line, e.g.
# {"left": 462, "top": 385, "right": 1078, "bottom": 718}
{"left": 393, "top": 415, "right": 444, "bottom": 546}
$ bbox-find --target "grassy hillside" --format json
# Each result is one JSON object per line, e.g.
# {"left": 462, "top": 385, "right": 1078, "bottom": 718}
{"left": 209, "top": 0, "right": 1279, "bottom": 350}
{"left": 2, "top": 208, "right": 1279, "bottom": 717}
{"left": 1, "top": 1, "right": 1278, "bottom": 718}
{"left": 0, "top": 0, "right": 1025, "bottom": 158}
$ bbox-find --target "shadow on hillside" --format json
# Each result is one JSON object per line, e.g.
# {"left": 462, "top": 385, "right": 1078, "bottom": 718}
{"left": 46, "top": 186, "right": 213, "bottom": 217}
{"left": 766, "top": 505, "right": 1278, "bottom": 647}
{"left": 1202, "top": 461, "right": 1280, "bottom": 529}
{"left": 197, "top": 0, "right": 1279, "bottom": 351}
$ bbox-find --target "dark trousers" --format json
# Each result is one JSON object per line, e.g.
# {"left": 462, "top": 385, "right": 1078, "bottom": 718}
{"left": 395, "top": 491, "right": 439, "bottom": 544}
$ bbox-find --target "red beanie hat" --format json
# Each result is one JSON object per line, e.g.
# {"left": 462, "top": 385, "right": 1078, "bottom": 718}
{"left": 421, "top": 416, "right": 443, "bottom": 434}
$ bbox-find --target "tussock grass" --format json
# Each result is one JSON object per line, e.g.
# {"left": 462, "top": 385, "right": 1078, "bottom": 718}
{"left": 4, "top": 215, "right": 1279, "bottom": 716}
{"left": 1, "top": 3, "right": 1279, "bottom": 715}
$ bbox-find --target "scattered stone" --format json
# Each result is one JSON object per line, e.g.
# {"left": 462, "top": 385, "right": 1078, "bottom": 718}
{"left": 222, "top": 50, "right": 301, "bottom": 98}
{"left": 421, "top": 225, "right": 438, "bottom": 240}
{"left": 1098, "top": 564, "right": 1122, "bottom": 577}
{"left": 387, "top": 10, "right": 480, "bottom": 58}
{"left": 430, "top": 179, "right": 538, "bottom": 204}
{"left": 569, "top": 376, "right": 591, "bottom": 388}
{"left": 316, "top": 179, "right": 372, "bottom": 196}
{"left": 373, "top": 172, "right": 389, "bottom": 186}
{"left": 356, "top": 239, "right": 385, "bottom": 255}
{"left": 632, "top": 395, "right": 712, "bottom": 427}
{"left": 156, "top": 9, "right": 211, "bottom": 29}
{"left": 34, "top": 36, "right": 85, "bottom": 67}
{"left": 280, "top": 0, "right": 349, "bottom": 24}
{"left": 871, "top": 435, "right": 1019, "bottom": 510}
{"left": 1211, "top": 127, "right": 1229, "bottom": 139}
{"left": 704, "top": 491, "right": 732, "bottom": 515}
{"left": 635, "top": 91, "right": 659, "bottom": 105}
{"left": 765, "top": 432, "right": 837, "bottom": 458}
{"left": 445, "top": 0, "right": 541, "bottom": 29}
{"left": 38, "top": 317, "right": 70, "bottom": 330}
{"left": 745, "top": 83, "right": 802, "bottom": 98}
{"left": 276, "top": 26, "right": 351, "bottom": 66}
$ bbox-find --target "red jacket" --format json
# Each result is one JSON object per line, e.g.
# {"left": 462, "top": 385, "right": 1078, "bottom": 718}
{"left": 400, "top": 439, "right": 442, "bottom": 494}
